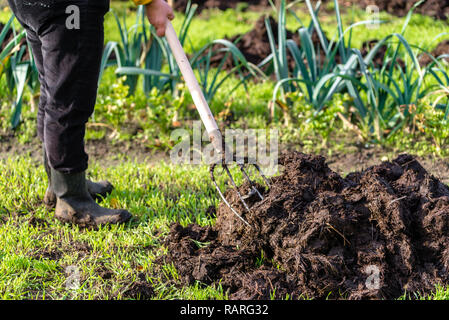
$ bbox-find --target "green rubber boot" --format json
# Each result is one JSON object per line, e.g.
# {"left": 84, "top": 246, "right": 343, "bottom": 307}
{"left": 51, "top": 168, "right": 131, "bottom": 227}
{"left": 43, "top": 148, "right": 114, "bottom": 208}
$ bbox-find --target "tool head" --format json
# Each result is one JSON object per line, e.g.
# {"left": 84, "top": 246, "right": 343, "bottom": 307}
{"left": 210, "top": 159, "right": 270, "bottom": 229}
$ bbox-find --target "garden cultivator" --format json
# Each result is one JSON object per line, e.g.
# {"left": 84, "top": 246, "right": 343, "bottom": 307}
{"left": 165, "top": 22, "right": 270, "bottom": 228}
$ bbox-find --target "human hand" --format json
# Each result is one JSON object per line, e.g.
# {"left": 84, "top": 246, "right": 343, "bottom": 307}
{"left": 145, "top": 0, "right": 175, "bottom": 37}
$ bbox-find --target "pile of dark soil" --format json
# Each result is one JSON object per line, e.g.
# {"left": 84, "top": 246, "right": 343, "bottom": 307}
{"left": 161, "top": 152, "right": 449, "bottom": 299}
{"left": 208, "top": 16, "right": 293, "bottom": 69}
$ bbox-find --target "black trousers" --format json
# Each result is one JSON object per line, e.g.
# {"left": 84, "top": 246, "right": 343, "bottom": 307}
{"left": 8, "top": 0, "right": 109, "bottom": 174}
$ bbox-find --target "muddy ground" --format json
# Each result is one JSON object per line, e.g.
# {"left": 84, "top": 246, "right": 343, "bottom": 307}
{"left": 160, "top": 151, "right": 449, "bottom": 299}
{"left": 420, "top": 40, "right": 449, "bottom": 66}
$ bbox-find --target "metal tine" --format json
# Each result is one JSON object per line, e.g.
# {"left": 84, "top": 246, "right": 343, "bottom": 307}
{"left": 238, "top": 164, "right": 264, "bottom": 201}
{"left": 252, "top": 163, "right": 271, "bottom": 188}
{"left": 210, "top": 164, "right": 252, "bottom": 228}
{"left": 222, "top": 164, "right": 252, "bottom": 213}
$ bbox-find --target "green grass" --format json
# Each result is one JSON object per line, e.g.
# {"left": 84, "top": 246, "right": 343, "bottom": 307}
{"left": 1, "top": 155, "right": 449, "bottom": 300}
{"left": 0, "top": 155, "right": 233, "bottom": 299}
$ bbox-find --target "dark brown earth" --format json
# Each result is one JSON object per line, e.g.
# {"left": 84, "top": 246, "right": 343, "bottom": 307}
{"left": 346, "top": 0, "right": 449, "bottom": 20}
{"left": 207, "top": 15, "right": 335, "bottom": 72}
{"left": 173, "top": 0, "right": 271, "bottom": 12}
{"left": 208, "top": 16, "right": 296, "bottom": 70}
{"left": 173, "top": 0, "right": 449, "bottom": 20}
{"left": 208, "top": 17, "right": 447, "bottom": 73}
{"left": 0, "top": 22, "right": 29, "bottom": 61}
{"left": 419, "top": 40, "right": 449, "bottom": 66}
{"left": 160, "top": 152, "right": 449, "bottom": 299}
{"left": 122, "top": 273, "right": 155, "bottom": 299}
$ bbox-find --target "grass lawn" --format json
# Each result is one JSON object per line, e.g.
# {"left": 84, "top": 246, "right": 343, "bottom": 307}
{"left": 0, "top": 156, "right": 228, "bottom": 299}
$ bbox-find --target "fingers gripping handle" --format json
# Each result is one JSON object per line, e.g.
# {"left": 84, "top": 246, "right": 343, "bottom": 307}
{"left": 165, "top": 22, "right": 223, "bottom": 153}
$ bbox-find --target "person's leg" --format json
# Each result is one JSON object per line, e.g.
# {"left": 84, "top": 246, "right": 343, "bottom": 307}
{"left": 14, "top": 4, "right": 114, "bottom": 208}
{"left": 40, "top": 1, "right": 106, "bottom": 173}
{"left": 8, "top": 0, "right": 131, "bottom": 226}
{"left": 24, "top": 30, "right": 47, "bottom": 142}
{"left": 43, "top": 1, "right": 130, "bottom": 226}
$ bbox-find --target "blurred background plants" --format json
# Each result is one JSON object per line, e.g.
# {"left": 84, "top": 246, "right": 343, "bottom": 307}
{"left": 0, "top": 0, "right": 448, "bottom": 156}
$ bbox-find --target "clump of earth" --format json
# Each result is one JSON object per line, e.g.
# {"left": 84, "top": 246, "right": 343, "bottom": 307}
{"left": 160, "top": 152, "right": 449, "bottom": 299}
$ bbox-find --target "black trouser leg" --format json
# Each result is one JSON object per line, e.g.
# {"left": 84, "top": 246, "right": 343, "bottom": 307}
{"left": 26, "top": 30, "right": 47, "bottom": 142}
{"left": 7, "top": 0, "right": 109, "bottom": 174}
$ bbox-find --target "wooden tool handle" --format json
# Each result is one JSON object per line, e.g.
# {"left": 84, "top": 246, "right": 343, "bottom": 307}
{"left": 165, "top": 22, "right": 222, "bottom": 152}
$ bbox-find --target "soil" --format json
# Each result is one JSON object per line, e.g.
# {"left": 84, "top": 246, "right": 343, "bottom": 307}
{"left": 0, "top": 22, "right": 29, "bottom": 61}
{"left": 0, "top": 133, "right": 168, "bottom": 167}
{"left": 173, "top": 0, "right": 449, "bottom": 20}
{"left": 122, "top": 273, "right": 155, "bottom": 299}
{"left": 160, "top": 151, "right": 449, "bottom": 299}
{"left": 173, "top": 0, "right": 270, "bottom": 12}
{"left": 207, "top": 16, "right": 446, "bottom": 73}
{"left": 361, "top": 39, "right": 449, "bottom": 69}
{"left": 346, "top": 0, "right": 449, "bottom": 20}
{"left": 419, "top": 40, "right": 449, "bottom": 66}
{"left": 207, "top": 15, "right": 335, "bottom": 72}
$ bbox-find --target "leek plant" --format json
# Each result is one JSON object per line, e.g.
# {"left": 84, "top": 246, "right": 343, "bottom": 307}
{"left": 269, "top": 0, "right": 376, "bottom": 118}
{"left": 99, "top": 5, "right": 173, "bottom": 96}
{"left": 102, "top": 1, "right": 254, "bottom": 105}
{"left": 102, "top": 2, "right": 197, "bottom": 97}
{"left": 189, "top": 39, "right": 257, "bottom": 103}
{"left": 349, "top": 1, "right": 445, "bottom": 141}
{"left": 0, "top": 15, "right": 34, "bottom": 129}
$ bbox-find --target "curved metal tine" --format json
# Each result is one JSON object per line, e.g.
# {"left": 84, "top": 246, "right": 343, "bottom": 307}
{"left": 210, "top": 164, "right": 252, "bottom": 229}
{"left": 222, "top": 164, "right": 252, "bottom": 213}
{"left": 238, "top": 164, "right": 264, "bottom": 201}
{"left": 252, "top": 163, "right": 271, "bottom": 188}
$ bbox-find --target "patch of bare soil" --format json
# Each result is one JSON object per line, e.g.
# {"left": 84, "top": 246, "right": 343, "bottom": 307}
{"left": 173, "top": 0, "right": 270, "bottom": 12}
{"left": 122, "top": 273, "right": 155, "bottom": 300}
{"left": 207, "top": 15, "right": 334, "bottom": 72}
{"left": 347, "top": 0, "right": 449, "bottom": 20}
{"left": 160, "top": 152, "right": 449, "bottom": 299}
{"left": 419, "top": 40, "right": 449, "bottom": 66}
{"left": 173, "top": 0, "right": 449, "bottom": 20}
{"left": 0, "top": 133, "right": 168, "bottom": 167}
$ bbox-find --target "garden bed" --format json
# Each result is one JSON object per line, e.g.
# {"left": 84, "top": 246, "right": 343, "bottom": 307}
{"left": 207, "top": 15, "right": 334, "bottom": 71}
{"left": 207, "top": 15, "right": 448, "bottom": 72}
{"left": 174, "top": 0, "right": 449, "bottom": 20}
{"left": 160, "top": 152, "right": 449, "bottom": 299}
